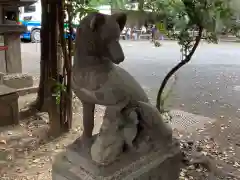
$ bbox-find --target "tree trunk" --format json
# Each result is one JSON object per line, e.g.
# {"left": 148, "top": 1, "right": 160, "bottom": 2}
{"left": 36, "top": 0, "right": 69, "bottom": 137}
{"left": 138, "top": 0, "right": 144, "bottom": 11}
{"left": 48, "top": 0, "right": 63, "bottom": 136}
{"left": 58, "top": 0, "right": 73, "bottom": 131}
{"left": 110, "top": 0, "right": 113, "bottom": 14}
{"left": 35, "top": 0, "right": 49, "bottom": 111}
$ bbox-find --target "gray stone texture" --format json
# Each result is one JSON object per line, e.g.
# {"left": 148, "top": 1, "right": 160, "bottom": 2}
{"left": 3, "top": 73, "right": 33, "bottom": 89}
{"left": 0, "top": 72, "right": 4, "bottom": 84}
{"left": 4, "top": 33, "right": 22, "bottom": 73}
{"left": 0, "top": 85, "right": 19, "bottom": 126}
{"left": 0, "top": 47, "right": 6, "bottom": 73}
{"left": 52, "top": 138, "right": 181, "bottom": 180}
{"left": 0, "top": 6, "right": 6, "bottom": 73}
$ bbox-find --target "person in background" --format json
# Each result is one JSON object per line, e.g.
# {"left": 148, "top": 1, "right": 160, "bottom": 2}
{"left": 122, "top": 26, "right": 127, "bottom": 40}
{"left": 151, "top": 25, "right": 157, "bottom": 42}
{"left": 141, "top": 25, "right": 146, "bottom": 34}
{"left": 146, "top": 25, "right": 152, "bottom": 40}
{"left": 132, "top": 26, "right": 138, "bottom": 40}
{"left": 126, "top": 27, "right": 131, "bottom": 40}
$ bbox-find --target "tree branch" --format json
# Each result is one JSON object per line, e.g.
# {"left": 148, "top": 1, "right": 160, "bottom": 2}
{"left": 156, "top": 26, "right": 203, "bottom": 112}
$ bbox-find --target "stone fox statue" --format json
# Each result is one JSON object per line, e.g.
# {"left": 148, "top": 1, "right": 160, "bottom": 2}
{"left": 72, "top": 12, "right": 172, "bottom": 165}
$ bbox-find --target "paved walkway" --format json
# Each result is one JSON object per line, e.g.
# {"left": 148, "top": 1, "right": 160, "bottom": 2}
{"left": 21, "top": 41, "right": 240, "bottom": 123}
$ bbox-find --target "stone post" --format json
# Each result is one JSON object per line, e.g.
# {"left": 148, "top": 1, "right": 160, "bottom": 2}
{"left": 0, "top": 5, "right": 6, "bottom": 73}
{"left": 4, "top": 33, "right": 22, "bottom": 73}
{"left": 4, "top": 7, "right": 22, "bottom": 74}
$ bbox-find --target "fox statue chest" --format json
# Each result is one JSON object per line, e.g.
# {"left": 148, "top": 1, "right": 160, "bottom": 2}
{"left": 72, "top": 56, "right": 149, "bottom": 104}
{"left": 72, "top": 56, "right": 114, "bottom": 91}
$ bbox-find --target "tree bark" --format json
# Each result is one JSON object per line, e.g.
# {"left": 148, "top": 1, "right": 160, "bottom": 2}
{"left": 35, "top": 0, "right": 49, "bottom": 111}
{"left": 138, "top": 0, "right": 144, "bottom": 11}
{"left": 58, "top": 0, "right": 73, "bottom": 130}
{"left": 36, "top": 0, "right": 69, "bottom": 136}
{"left": 48, "top": 0, "right": 63, "bottom": 136}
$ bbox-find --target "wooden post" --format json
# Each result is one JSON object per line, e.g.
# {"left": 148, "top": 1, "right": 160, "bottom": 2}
{"left": 4, "top": 7, "right": 22, "bottom": 74}
{"left": 0, "top": 5, "right": 6, "bottom": 73}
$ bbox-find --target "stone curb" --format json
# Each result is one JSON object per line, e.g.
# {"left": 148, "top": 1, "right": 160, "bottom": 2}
{"left": 17, "top": 86, "right": 38, "bottom": 96}
{"left": 120, "top": 38, "right": 240, "bottom": 42}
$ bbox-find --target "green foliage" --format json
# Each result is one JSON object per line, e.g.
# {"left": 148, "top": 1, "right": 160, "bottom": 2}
{"left": 52, "top": 80, "right": 67, "bottom": 105}
{"left": 147, "top": 0, "right": 238, "bottom": 43}
{"left": 70, "top": 0, "right": 100, "bottom": 22}
{"left": 157, "top": 0, "right": 238, "bottom": 59}
{"left": 153, "top": 0, "right": 238, "bottom": 61}
{"left": 71, "top": 0, "right": 139, "bottom": 17}
{"left": 154, "top": 0, "right": 239, "bottom": 112}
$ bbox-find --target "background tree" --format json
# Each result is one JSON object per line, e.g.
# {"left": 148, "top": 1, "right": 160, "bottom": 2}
{"left": 153, "top": 0, "right": 238, "bottom": 112}
{"left": 71, "top": 0, "right": 99, "bottom": 21}
{"left": 35, "top": 0, "right": 73, "bottom": 136}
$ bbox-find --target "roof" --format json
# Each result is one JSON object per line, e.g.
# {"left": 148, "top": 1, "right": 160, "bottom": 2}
{"left": 0, "top": 0, "right": 37, "bottom": 7}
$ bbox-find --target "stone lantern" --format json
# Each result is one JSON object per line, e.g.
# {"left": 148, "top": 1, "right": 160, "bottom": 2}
{"left": 0, "top": 0, "right": 37, "bottom": 126}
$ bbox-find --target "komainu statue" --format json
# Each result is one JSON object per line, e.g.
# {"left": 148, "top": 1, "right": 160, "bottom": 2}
{"left": 72, "top": 12, "right": 174, "bottom": 166}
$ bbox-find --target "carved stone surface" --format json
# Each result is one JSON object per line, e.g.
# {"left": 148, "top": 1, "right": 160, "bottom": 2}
{"left": 0, "top": 24, "right": 26, "bottom": 34}
{"left": 52, "top": 138, "right": 181, "bottom": 180}
{"left": 3, "top": 73, "right": 33, "bottom": 89}
{"left": 0, "top": 85, "right": 19, "bottom": 126}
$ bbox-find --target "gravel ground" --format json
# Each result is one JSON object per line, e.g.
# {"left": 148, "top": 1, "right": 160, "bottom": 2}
{"left": 0, "top": 94, "right": 239, "bottom": 179}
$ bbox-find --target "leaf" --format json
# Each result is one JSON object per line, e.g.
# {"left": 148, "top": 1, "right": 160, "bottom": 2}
{"left": 233, "top": 162, "right": 240, "bottom": 168}
{"left": 0, "top": 139, "right": 7, "bottom": 145}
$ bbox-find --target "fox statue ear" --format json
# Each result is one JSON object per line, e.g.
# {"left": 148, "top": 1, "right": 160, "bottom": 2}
{"left": 90, "top": 13, "right": 105, "bottom": 31}
{"left": 112, "top": 13, "right": 127, "bottom": 31}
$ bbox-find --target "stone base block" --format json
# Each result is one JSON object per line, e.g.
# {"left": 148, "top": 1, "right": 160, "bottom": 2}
{"left": 0, "top": 85, "right": 19, "bottom": 126}
{"left": 17, "top": 86, "right": 38, "bottom": 96}
{"left": 52, "top": 137, "right": 182, "bottom": 180}
{"left": 0, "top": 72, "right": 4, "bottom": 84}
{"left": 3, "top": 73, "right": 33, "bottom": 89}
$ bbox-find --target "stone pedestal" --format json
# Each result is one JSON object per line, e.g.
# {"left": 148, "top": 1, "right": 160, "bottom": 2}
{"left": 0, "top": 85, "right": 19, "bottom": 126}
{"left": 3, "top": 73, "right": 33, "bottom": 89}
{"left": 52, "top": 137, "right": 181, "bottom": 180}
